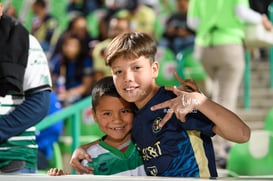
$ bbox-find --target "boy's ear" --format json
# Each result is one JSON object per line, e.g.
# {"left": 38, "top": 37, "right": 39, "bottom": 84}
{"left": 152, "top": 61, "right": 159, "bottom": 78}
{"left": 91, "top": 108, "right": 98, "bottom": 123}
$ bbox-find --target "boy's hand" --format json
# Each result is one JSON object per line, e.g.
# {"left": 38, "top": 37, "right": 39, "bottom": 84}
{"left": 48, "top": 168, "right": 69, "bottom": 176}
{"left": 69, "top": 147, "right": 94, "bottom": 174}
{"left": 172, "top": 72, "right": 199, "bottom": 93}
{"left": 261, "top": 14, "right": 272, "bottom": 31}
{"left": 151, "top": 72, "right": 201, "bottom": 127}
{"left": 151, "top": 88, "right": 200, "bottom": 127}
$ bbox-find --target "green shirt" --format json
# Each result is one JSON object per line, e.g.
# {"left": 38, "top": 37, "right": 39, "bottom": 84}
{"left": 0, "top": 127, "right": 37, "bottom": 169}
{"left": 188, "top": 0, "right": 250, "bottom": 46}
{"left": 82, "top": 139, "right": 146, "bottom": 176}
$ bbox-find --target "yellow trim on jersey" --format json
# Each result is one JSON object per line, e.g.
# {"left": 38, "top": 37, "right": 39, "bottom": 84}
{"left": 187, "top": 130, "right": 210, "bottom": 178}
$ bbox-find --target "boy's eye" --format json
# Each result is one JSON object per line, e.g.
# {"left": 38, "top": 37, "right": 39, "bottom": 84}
{"left": 121, "top": 109, "right": 132, "bottom": 114}
{"left": 102, "top": 112, "right": 111, "bottom": 116}
{"left": 133, "top": 66, "right": 141, "bottom": 71}
{"left": 114, "top": 70, "right": 122, "bottom": 75}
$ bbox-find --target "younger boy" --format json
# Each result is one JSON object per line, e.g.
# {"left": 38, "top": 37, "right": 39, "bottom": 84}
{"left": 48, "top": 76, "right": 146, "bottom": 176}
{"left": 70, "top": 32, "right": 251, "bottom": 178}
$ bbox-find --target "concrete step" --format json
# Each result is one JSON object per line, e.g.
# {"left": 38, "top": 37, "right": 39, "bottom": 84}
{"left": 251, "top": 61, "right": 270, "bottom": 71}
{"left": 238, "top": 99, "right": 273, "bottom": 110}
{"left": 244, "top": 72, "right": 271, "bottom": 88}
{"left": 235, "top": 59, "right": 272, "bottom": 130}
{"left": 240, "top": 65, "right": 271, "bottom": 88}
{"left": 238, "top": 87, "right": 273, "bottom": 97}
{"left": 238, "top": 88, "right": 273, "bottom": 109}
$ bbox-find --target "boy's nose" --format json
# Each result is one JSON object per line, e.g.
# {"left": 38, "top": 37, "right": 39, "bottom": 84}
{"left": 112, "top": 113, "right": 122, "bottom": 123}
{"left": 123, "top": 70, "right": 133, "bottom": 81}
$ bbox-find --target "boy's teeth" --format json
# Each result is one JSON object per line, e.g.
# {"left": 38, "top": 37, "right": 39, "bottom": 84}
{"left": 126, "top": 87, "right": 134, "bottom": 91}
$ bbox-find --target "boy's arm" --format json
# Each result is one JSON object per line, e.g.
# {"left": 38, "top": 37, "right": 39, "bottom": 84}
{"left": 69, "top": 139, "right": 99, "bottom": 174}
{"left": 194, "top": 92, "right": 250, "bottom": 143}
{"left": 151, "top": 89, "right": 250, "bottom": 143}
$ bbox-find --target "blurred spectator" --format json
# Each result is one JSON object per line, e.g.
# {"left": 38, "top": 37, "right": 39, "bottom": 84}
{"left": 159, "top": 0, "right": 195, "bottom": 55}
{"left": 249, "top": 0, "right": 273, "bottom": 60}
{"left": 139, "top": 0, "right": 161, "bottom": 13}
{"left": 92, "top": 0, "right": 126, "bottom": 41}
{"left": 187, "top": 0, "right": 272, "bottom": 168}
{"left": 51, "top": 15, "right": 95, "bottom": 60}
{"left": 36, "top": 91, "right": 64, "bottom": 170}
{"left": 92, "top": 15, "right": 131, "bottom": 82}
{"left": 0, "top": 2, "right": 51, "bottom": 173}
{"left": 118, "top": 0, "right": 156, "bottom": 38}
{"left": 31, "top": 0, "right": 59, "bottom": 55}
{"left": 4, "top": 4, "right": 17, "bottom": 18}
{"left": 51, "top": 33, "right": 94, "bottom": 106}
{"left": 67, "top": 0, "right": 104, "bottom": 17}
{"left": 188, "top": 0, "right": 272, "bottom": 112}
{"left": 249, "top": 0, "right": 273, "bottom": 15}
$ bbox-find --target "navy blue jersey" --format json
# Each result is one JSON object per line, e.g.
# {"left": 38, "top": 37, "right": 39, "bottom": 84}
{"left": 132, "top": 87, "right": 217, "bottom": 177}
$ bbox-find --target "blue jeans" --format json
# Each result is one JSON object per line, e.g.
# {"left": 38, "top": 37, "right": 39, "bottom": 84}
{"left": 15, "top": 167, "right": 37, "bottom": 174}
{"left": 0, "top": 168, "right": 37, "bottom": 174}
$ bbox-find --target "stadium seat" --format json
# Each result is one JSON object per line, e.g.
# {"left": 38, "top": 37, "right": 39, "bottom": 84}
{"left": 38, "top": 142, "right": 63, "bottom": 173}
{"left": 226, "top": 130, "right": 273, "bottom": 176}
{"left": 8, "top": 0, "right": 24, "bottom": 13}
{"left": 50, "top": 142, "right": 63, "bottom": 169}
{"left": 176, "top": 46, "right": 207, "bottom": 81}
{"left": 86, "top": 9, "right": 106, "bottom": 39}
{"left": 264, "top": 107, "right": 273, "bottom": 132}
{"left": 154, "top": 13, "right": 167, "bottom": 41}
{"left": 49, "top": 0, "right": 69, "bottom": 32}
{"left": 156, "top": 46, "right": 179, "bottom": 86}
{"left": 59, "top": 107, "right": 104, "bottom": 153}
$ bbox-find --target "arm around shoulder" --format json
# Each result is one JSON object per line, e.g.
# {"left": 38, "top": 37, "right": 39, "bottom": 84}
{"left": 69, "top": 139, "right": 99, "bottom": 174}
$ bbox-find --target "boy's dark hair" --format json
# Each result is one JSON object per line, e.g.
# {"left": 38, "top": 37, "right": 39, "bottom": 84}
{"left": 125, "top": 0, "right": 139, "bottom": 11}
{"left": 33, "top": 0, "right": 47, "bottom": 8}
{"left": 105, "top": 32, "right": 157, "bottom": 66}
{"left": 91, "top": 76, "right": 121, "bottom": 111}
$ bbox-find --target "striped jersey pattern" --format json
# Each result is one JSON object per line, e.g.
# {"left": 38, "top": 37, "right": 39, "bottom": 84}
{"left": 82, "top": 139, "right": 146, "bottom": 176}
{"left": 0, "top": 95, "right": 37, "bottom": 169}
{"left": 0, "top": 35, "right": 52, "bottom": 169}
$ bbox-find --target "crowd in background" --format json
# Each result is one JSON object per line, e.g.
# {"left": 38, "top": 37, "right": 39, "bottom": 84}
{"left": 3, "top": 0, "right": 196, "bottom": 107}
{"left": 3, "top": 0, "right": 272, "bottom": 105}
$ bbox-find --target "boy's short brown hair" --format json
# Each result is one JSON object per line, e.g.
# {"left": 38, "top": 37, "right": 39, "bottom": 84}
{"left": 105, "top": 32, "right": 157, "bottom": 66}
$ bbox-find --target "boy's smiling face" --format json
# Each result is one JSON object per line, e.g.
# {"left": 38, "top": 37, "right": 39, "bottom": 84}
{"left": 111, "top": 56, "right": 159, "bottom": 109}
{"left": 93, "top": 95, "right": 133, "bottom": 147}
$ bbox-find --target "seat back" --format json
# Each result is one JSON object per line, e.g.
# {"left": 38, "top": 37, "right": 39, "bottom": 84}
{"left": 38, "top": 142, "right": 63, "bottom": 173}
{"left": 60, "top": 106, "right": 104, "bottom": 153}
{"left": 156, "top": 46, "right": 179, "bottom": 86}
{"left": 227, "top": 130, "right": 273, "bottom": 176}
{"left": 176, "top": 46, "right": 207, "bottom": 81}
{"left": 264, "top": 107, "right": 273, "bottom": 132}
